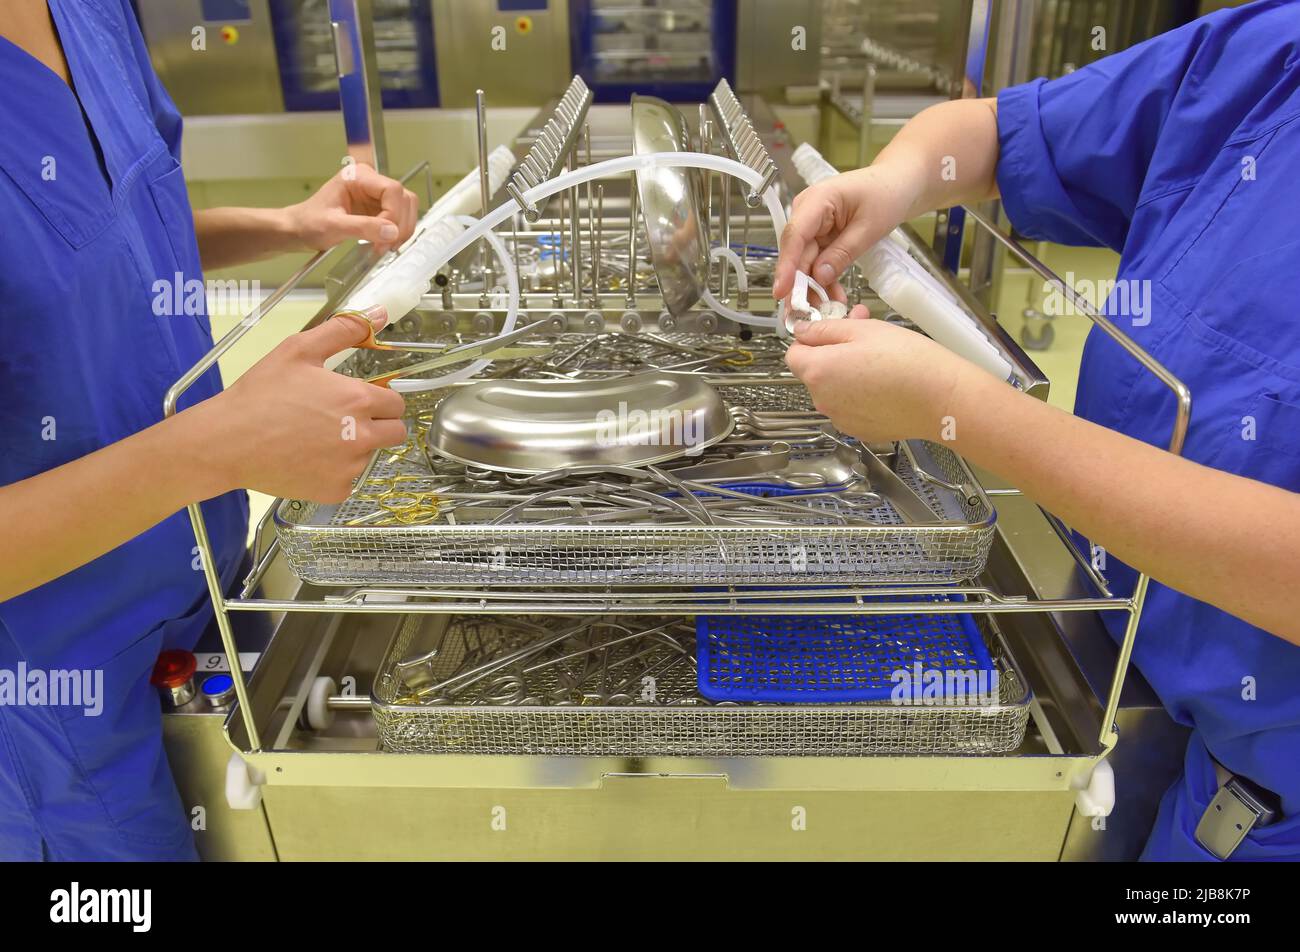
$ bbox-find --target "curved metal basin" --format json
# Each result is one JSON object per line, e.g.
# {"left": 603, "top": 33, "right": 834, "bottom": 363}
{"left": 426, "top": 372, "right": 734, "bottom": 474}
{"left": 631, "top": 95, "right": 710, "bottom": 316}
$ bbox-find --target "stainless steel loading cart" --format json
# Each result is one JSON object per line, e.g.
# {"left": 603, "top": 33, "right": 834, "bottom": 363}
{"left": 159, "top": 80, "right": 1190, "bottom": 861}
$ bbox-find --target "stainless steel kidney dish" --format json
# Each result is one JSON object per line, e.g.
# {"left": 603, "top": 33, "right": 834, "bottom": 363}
{"left": 425, "top": 371, "right": 735, "bottom": 474}
{"left": 631, "top": 95, "right": 710, "bottom": 316}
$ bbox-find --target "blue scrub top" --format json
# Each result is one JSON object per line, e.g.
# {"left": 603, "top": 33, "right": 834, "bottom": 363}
{"left": 997, "top": 0, "right": 1300, "bottom": 859}
{"left": 0, "top": 0, "right": 247, "bottom": 858}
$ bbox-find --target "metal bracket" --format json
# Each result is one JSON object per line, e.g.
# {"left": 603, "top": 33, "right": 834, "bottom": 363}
{"left": 329, "top": 0, "right": 388, "bottom": 174}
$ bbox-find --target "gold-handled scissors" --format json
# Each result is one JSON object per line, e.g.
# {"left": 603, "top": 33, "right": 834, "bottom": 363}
{"left": 331, "top": 309, "right": 554, "bottom": 388}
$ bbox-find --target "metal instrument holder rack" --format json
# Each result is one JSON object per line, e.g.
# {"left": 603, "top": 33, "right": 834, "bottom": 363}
{"left": 164, "top": 109, "right": 1189, "bottom": 801}
{"left": 707, "top": 77, "right": 779, "bottom": 207}
{"left": 504, "top": 75, "right": 593, "bottom": 223}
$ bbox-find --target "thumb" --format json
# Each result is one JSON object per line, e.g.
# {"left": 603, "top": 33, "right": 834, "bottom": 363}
{"left": 811, "top": 217, "right": 883, "bottom": 287}
{"left": 792, "top": 316, "right": 862, "bottom": 346}
{"left": 297, "top": 306, "right": 389, "bottom": 363}
{"left": 330, "top": 212, "right": 401, "bottom": 247}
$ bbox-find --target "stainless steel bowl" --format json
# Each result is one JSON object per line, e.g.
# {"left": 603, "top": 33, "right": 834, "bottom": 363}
{"left": 425, "top": 372, "right": 735, "bottom": 474}
{"left": 631, "top": 95, "right": 710, "bottom": 316}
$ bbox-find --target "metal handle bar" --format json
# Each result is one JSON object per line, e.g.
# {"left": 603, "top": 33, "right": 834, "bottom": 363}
{"left": 961, "top": 205, "right": 1191, "bottom": 752}
{"left": 163, "top": 160, "right": 435, "bottom": 751}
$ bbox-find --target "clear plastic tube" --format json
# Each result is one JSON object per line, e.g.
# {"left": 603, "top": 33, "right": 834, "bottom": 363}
{"left": 709, "top": 245, "right": 749, "bottom": 293}
{"left": 350, "top": 151, "right": 786, "bottom": 390}
{"left": 387, "top": 215, "right": 521, "bottom": 393}
{"left": 706, "top": 245, "right": 778, "bottom": 328}
{"left": 428, "top": 151, "right": 786, "bottom": 328}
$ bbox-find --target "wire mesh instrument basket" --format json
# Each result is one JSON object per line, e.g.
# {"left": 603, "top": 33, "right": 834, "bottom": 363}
{"left": 274, "top": 343, "right": 997, "bottom": 587}
{"left": 371, "top": 610, "right": 1032, "bottom": 757}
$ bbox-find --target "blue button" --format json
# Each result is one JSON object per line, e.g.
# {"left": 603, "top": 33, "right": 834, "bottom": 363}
{"left": 202, "top": 673, "right": 235, "bottom": 696}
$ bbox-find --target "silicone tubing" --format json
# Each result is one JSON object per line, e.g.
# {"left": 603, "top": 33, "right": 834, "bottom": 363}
{"left": 424, "top": 151, "right": 786, "bottom": 328}
{"left": 791, "top": 141, "right": 839, "bottom": 186}
{"left": 859, "top": 239, "right": 1015, "bottom": 383}
{"left": 709, "top": 245, "right": 749, "bottom": 293}
{"left": 791, "top": 142, "right": 1015, "bottom": 382}
{"left": 386, "top": 214, "right": 521, "bottom": 393}
{"left": 419, "top": 144, "right": 516, "bottom": 226}
{"left": 703, "top": 244, "right": 782, "bottom": 327}
{"left": 346, "top": 151, "right": 786, "bottom": 390}
{"left": 343, "top": 146, "right": 516, "bottom": 317}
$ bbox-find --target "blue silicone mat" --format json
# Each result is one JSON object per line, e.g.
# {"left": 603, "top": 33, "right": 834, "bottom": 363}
{"left": 696, "top": 595, "right": 995, "bottom": 703}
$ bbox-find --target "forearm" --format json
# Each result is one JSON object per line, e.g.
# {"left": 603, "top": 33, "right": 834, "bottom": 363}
{"left": 949, "top": 374, "right": 1300, "bottom": 645}
{"left": 193, "top": 206, "right": 303, "bottom": 270}
{"left": 0, "top": 401, "right": 234, "bottom": 601}
{"left": 873, "top": 97, "right": 1002, "bottom": 217}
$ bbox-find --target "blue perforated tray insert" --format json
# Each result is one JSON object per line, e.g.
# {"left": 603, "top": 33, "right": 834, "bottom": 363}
{"left": 696, "top": 596, "right": 994, "bottom": 703}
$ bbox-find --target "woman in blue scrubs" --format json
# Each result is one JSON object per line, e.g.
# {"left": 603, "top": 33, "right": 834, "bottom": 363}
{"left": 0, "top": 0, "right": 416, "bottom": 859}
{"left": 777, "top": 0, "right": 1300, "bottom": 860}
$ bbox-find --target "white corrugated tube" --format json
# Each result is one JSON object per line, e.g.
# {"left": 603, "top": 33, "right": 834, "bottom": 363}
{"left": 790, "top": 142, "right": 1015, "bottom": 383}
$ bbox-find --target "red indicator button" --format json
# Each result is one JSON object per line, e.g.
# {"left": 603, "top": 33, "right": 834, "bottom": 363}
{"left": 151, "top": 649, "right": 197, "bottom": 689}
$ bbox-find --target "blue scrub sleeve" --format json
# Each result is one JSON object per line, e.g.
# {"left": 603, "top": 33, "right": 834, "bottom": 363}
{"left": 995, "top": 0, "right": 1298, "bottom": 251}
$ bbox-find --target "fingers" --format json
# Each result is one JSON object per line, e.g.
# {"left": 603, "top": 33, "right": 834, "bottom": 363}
{"left": 783, "top": 341, "right": 814, "bottom": 378}
{"left": 365, "top": 383, "right": 407, "bottom": 420}
{"left": 792, "top": 316, "right": 868, "bottom": 346}
{"left": 367, "top": 418, "right": 409, "bottom": 448}
{"left": 847, "top": 303, "right": 871, "bottom": 319}
{"left": 294, "top": 310, "right": 387, "bottom": 363}
{"left": 773, "top": 222, "right": 807, "bottom": 302}
{"left": 401, "top": 187, "right": 417, "bottom": 241}
{"left": 346, "top": 164, "right": 418, "bottom": 249}
{"left": 330, "top": 211, "right": 403, "bottom": 249}
{"left": 811, "top": 216, "right": 880, "bottom": 287}
{"left": 773, "top": 191, "right": 835, "bottom": 299}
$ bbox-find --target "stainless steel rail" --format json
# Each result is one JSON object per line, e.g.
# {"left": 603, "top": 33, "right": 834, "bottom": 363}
{"left": 961, "top": 206, "right": 1191, "bottom": 750}
{"left": 164, "top": 248, "right": 333, "bottom": 750}
{"left": 163, "top": 159, "right": 436, "bottom": 750}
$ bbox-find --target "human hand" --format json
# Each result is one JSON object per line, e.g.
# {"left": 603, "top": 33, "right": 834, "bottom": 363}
{"left": 285, "top": 162, "right": 419, "bottom": 256}
{"left": 209, "top": 308, "right": 408, "bottom": 503}
{"left": 783, "top": 310, "right": 991, "bottom": 444}
{"left": 772, "top": 165, "right": 917, "bottom": 305}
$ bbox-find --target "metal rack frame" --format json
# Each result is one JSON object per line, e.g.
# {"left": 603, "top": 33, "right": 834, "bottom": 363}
{"left": 165, "top": 114, "right": 1188, "bottom": 774}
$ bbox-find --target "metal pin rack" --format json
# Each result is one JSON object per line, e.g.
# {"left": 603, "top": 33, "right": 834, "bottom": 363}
{"left": 707, "top": 77, "right": 779, "bottom": 207}
{"left": 505, "top": 75, "right": 592, "bottom": 222}
{"left": 165, "top": 80, "right": 1189, "bottom": 809}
